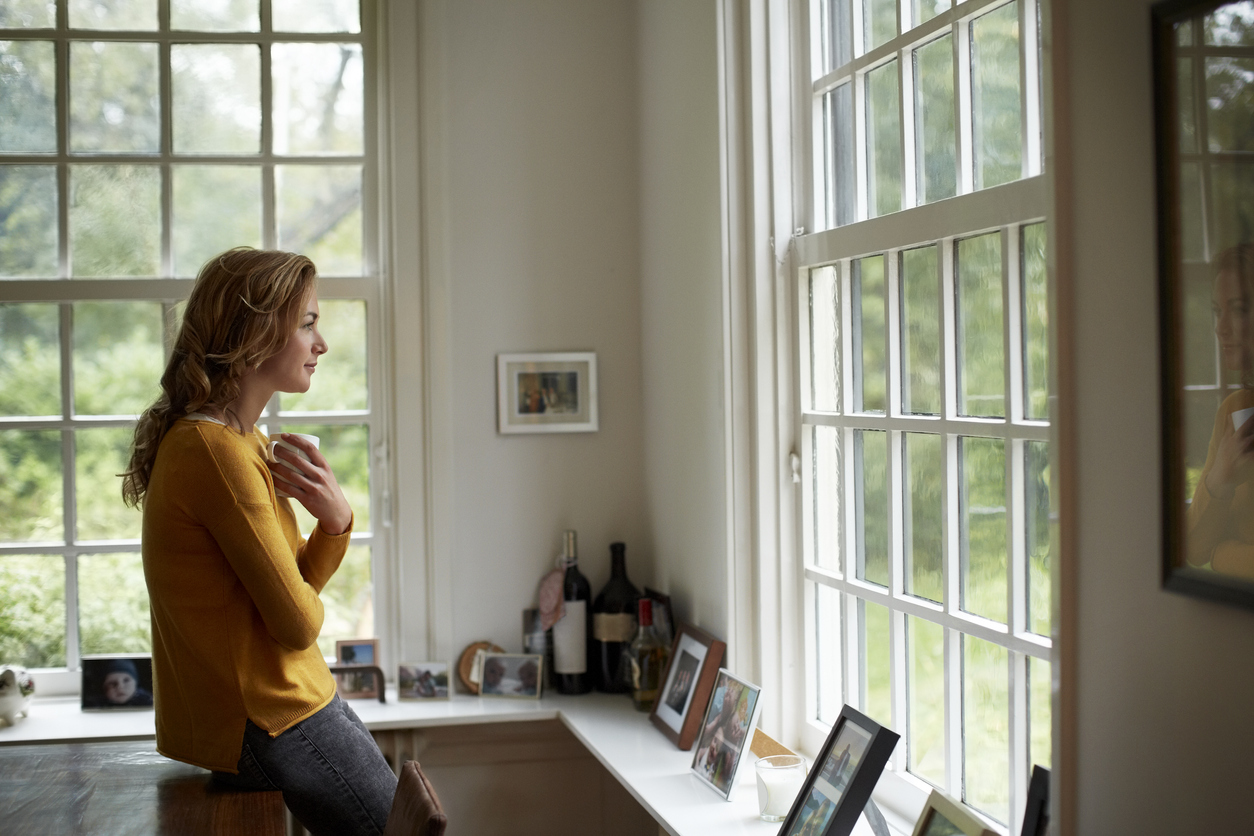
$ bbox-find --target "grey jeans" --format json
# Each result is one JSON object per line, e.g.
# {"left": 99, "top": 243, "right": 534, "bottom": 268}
{"left": 213, "top": 694, "right": 398, "bottom": 836}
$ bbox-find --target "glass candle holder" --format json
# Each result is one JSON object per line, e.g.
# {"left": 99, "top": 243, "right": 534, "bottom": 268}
{"left": 755, "top": 753, "right": 807, "bottom": 822}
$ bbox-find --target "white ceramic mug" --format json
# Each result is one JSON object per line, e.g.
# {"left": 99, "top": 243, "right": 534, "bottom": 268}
{"left": 267, "top": 433, "right": 320, "bottom": 498}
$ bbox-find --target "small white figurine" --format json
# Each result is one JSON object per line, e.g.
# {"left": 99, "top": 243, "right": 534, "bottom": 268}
{"left": 0, "top": 666, "right": 35, "bottom": 726}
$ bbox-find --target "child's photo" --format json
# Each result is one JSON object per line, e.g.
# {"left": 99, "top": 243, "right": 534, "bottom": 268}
{"left": 81, "top": 656, "right": 154, "bottom": 710}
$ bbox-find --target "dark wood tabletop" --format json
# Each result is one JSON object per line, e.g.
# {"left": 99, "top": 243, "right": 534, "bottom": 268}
{"left": 0, "top": 739, "right": 286, "bottom": 836}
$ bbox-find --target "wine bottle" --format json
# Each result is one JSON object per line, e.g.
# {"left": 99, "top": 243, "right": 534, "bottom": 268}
{"left": 551, "top": 530, "right": 593, "bottom": 694}
{"left": 625, "top": 598, "right": 669, "bottom": 711}
{"left": 592, "top": 542, "right": 641, "bottom": 693}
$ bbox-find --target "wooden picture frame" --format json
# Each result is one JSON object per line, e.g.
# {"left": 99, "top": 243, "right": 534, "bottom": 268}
{"left": 688, "top": 668, "right": 763, "bottom": 800}
{"left": 1154, "top": 0, "right": 1254, "bottom": 609}
{"left": 910, "top": 790, "right": 998, "bottom": 836}
{"left": 335, "top": 638, "right": 380, "bottom": 699}
{"left": 649, "top": 622, "right": 726, "bottom": 750}
{"left": 776, "top": 704, "right": 899, "bottom": 836}
{"left": 497, "top": 352, "right": 598, "bottom": 434}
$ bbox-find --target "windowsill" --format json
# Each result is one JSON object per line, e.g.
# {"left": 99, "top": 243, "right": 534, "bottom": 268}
{"left": 0, "top": 691, "right": 905, "bottom": 836}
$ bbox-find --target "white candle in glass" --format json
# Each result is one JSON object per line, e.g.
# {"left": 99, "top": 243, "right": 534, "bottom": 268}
{"left": 755, "top": 754, "right": 807, "bottom": 821}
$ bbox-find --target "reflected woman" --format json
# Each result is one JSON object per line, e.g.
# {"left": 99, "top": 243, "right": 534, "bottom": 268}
{"left": 1188, "top": 244, "right": 1254, "bottom": 578}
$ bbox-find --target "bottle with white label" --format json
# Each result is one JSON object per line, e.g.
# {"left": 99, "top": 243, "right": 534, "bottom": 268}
{"left": 551, "top": 529, "right": 593, "bottom": 694}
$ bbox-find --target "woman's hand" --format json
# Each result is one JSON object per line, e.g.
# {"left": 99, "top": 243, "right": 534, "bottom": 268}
{"left": 268, "top": 434, "right": 353, "bottom": 535}
{"left": 1205, "top": 415, "right": 1254, "bottom": 499}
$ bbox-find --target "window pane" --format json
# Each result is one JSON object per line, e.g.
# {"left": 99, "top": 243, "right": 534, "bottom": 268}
{"left": 866, "top": 59, "right": 902, "bottom": 217}
{"left": 821, "top": 0, "right": 853, "bottom": 74}
{"left": 78, "top": 552, "right": 151, "bottom": 654}
{"left": 963, "top": 634, "right": 1009, "bottom": 824}
{"left": 1205, "top": 3, "right": 1254, "bottom": 46}
{"left": 1209, "top": 161, "right": 1254, "bottom": 256}
{"left": 281, "top": 299, "right": 367, "bottom": 412}
{"left": 1180, "top": 160, "right": 1206, "bottom": 264}
{"left": 812, "top": 425, "right": 842, "bottom": 574}
{"left": 0, "top": 554, "right": 66, "bottom": 668}
{"left": 914, "top": 35, "right": 956, "bottom": 204}
{"left": 172, "top": 44, "right": 260, "bottom": 154}
{"left": 69, "top": 0, "right": 156, "bottom": 30}
{"left": 901, "top": 245, "right": 940, "bottom": 414}
{"left": 1022, "top": 223, "right": 1047, "bottom": 420}
{"left": 816, "top": 582, "right": 843, "bottom": 724}
{"left": 72, "top": 301, "right": 164, "bottom": 417}
{"left": 864, "top": 0, "right": 897, "bottom": 52}
{"left": 272, "top": 0, "right": 360, "bottom": 33}
{"left": 855, "top": 430, "right": 888, "bottom": 587}
{"left": 961, "top": 437, "right": 1007, "bottom": 623}
{"left": 0, "top": 40, "right": 56, "bottom": 152}
{"left": 0, "top": 166, "right": 58, "bottom": 277}
{"left": 70, "top": 165, "right": 160, "bottom": 277}
{"left": 1178, "top": 57, "right": 1197, "bottom": 155}
{"left": 0, "top": 303, "right": 60, "bottom": 416}
{"left": 971, "top": 2, "right": 1022, "bottom": 190}
{"left": 810, "top": 264, "right": 840, "bottom": 413}
{"left": 172, "top": 166, "right": 262, "bottom": 276}
{"left": 854, "top": 255, "right": 886, "bottom": 412}
{"left": 272, "top": 43, "right": 363, "bottom": 155}
{"left": 171, "top": 0, "right": 259, "bottom": 32}
{"left": 1026, "top": 440, "right": 1050, "bottom": 636}
{"left": 317, "top": 543, "right": 373, "bottom": 657}
{"left": 276, "top": 165, "right": 362, "bottom": 276}
{"left": 70, "top": 42, "right": 159, "bottom": 153}
{"left": 1205, "top": 56, "right": 1254, "bottom": 152}
{"left": 860, "top": 599, "right": 891, "bottom": 726}
{"left": 956, "top": 232, "right": 1005, "bottom": 417}
{"left": 76, "top": 428, "right": 142, "bottom": 540}
{"left": 0, "top": 429, "right": 63, "bottom": 543}
{"left": 913, "top": 0, "right": 950, "bottom": 26}
{"left": 1029, "top": 654, "right": 1051, "bottom": 770}
{"left": 0, "top": 1, "right": 55, "bottom": 27}
{"left": 905, "top": 433, "right": 943, "bottom": 603}
{"left": 823, "top": 82, "right": 856, "bottom": 229}
{"left": 907, "top": 615, "right": 944, "bottom": 786}
{"left": 278, "top": 422, "right": 370, "bottom": 534}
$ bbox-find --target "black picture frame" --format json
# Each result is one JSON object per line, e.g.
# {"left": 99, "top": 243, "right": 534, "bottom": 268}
{"left": 80, "top": 655, "right": 154, "bottom": 711}
{"left": 1018, "top": 765, "right": 1050, "bottom": 836}
{"left": 775, "top": 704, "right": 899, "bottom": 836}
{"left": 1154, "top": 0, "right": 1254, "bottom": 610}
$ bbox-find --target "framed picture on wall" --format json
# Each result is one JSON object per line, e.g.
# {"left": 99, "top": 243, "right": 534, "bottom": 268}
{"left": 497, "top": 352, "right": 598, "bottom": 434}
{"left": 1154, "top": 0, "right": 1254, "bottom": 609}
{"left": 649, "top": 622, "right": 725, "bottom": 750}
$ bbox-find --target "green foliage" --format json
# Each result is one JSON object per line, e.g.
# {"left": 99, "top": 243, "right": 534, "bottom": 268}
{"left": 857, "top": 430, "right": 889, "bottom": 586}
{"left": 862, "top": 600, "right": 891, "bottom": 727}
{"left": 867, "top": 60, "right": 902, "bottom": 217}
{"left": 1029, "top": 655, "right": 1051, "bottom": 770}
{"left": 908, "top": 616, "right": 946, "bottom": 786}
{"left": 971, "top": 3, "right": 1022, "bottom": 190}
{"left": 281, "top": 299, "right": 368, "bottom": 412}
{"left": 69, "top": 41, "right": 159, "bottom": 152}
{"left": 856, "top": 255, "right": 887, "bottom": 411}
{"left": 72, "top": 301, "right": 165, "bottom": 416}
{"left": 0, "top": 555, "right": 65, "bottom": 668}
{"left": 0, "top": 303, "right": 60, "bottom": 416}
{"left": 916, "top": 34, "right": 957, "bottom": 204}
{"left": 902, "top": 246, "right": 941, "bottom": 414}
{"left": 279, "top": 422, "right": 371, "bottom": 535}
{"left": 78, "top": 553, "right": 151, "bottom": 655}
{"left": 0, "top": 429, "right": 62, "bottom": 543}
{"left": 316, "top": 544, "right": 372, "bottom": 658}
{"left": 0, "top": 39, "right": 56, "bottom": 152}
{"left": 963, "top": 437, "right": 1007, "bottom": 624}
{"left": 70, "top": 165, "right": 161, "bottom": 276}
{"left": 964, "top": 635, "right": 1010, "bottom": 824}
{"left": 958, "top": 233, "right": 1006, "bottom": 418}
{"left": 76, "top": 429, "right": 142, "bottom": 540}
{"left": 0, "top": 165, "right": 57, "bottom": 277}
{"left": 906, "top": 433, "right": 944, "bottom": 603}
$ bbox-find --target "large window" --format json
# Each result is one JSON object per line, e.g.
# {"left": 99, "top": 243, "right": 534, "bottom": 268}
{"left": 0, "top": 0, "right": 384, "bottom": 687}
{"left": 794, "top": 0, "right": 1048, "bottom": 827}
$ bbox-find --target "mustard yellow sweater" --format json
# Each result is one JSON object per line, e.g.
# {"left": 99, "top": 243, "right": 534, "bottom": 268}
{"left": 1187, "top": 388, "right": 1254, "bottom": 578}
{"left": 142, "top": 418, "right": 352, "bottom": 772}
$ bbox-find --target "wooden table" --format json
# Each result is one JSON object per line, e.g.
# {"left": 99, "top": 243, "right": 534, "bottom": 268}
{"left": 0, "top": 739, "right": 286, "bottom": 836}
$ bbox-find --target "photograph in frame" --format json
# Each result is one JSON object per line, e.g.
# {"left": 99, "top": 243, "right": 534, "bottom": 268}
{"left": 649, "top": 623, "right": 726, "bottom": 750}
{"left": 335, "top": 638, "right": 380, "bottom": 699}
{"left": 80, "top": 655, "right": 154, "bottom": 711}
{"left": 688, "top": 668, "right": 763, "bottom": 800}
{"left": 398, "top": 662, "right": 450, "bottom": 700}
{"left": 497, "top": 352, "right": 598, "bottom": 434}
{"left": 479, "top": 653, "right": 543, "bottom": 699}
{"left": 776, "top": 704, "right": 900, "bottom": 836}
{"left": 910, "top": 789, "right": 998, "bottom": 836}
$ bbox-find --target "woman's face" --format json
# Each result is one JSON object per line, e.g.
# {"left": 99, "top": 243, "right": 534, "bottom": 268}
{"left": 256, "top": 293, "right": 328, "bottom": 393}
{"left": 1214, "top": 269, "right": 1252, "bottom": 372}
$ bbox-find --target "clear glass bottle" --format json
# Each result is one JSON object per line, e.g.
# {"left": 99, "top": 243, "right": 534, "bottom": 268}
{"left": 623, "top": 597, "right": 669, "bottom": 711}
{"left": 551, "top": 530, "right": 593, "bottom": 694}
{"left": 592, "top": 542, "right": 640, "bottom": 693}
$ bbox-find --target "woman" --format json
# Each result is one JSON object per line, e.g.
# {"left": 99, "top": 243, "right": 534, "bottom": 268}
{"left": 122, "top": 248, "right": 396, "bottom": 835}
{"left": 1188, "top": 244, "right": 1254, "bottom": 578}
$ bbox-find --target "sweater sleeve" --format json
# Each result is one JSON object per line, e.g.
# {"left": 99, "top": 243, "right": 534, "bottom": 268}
{"left": 1186, "top": 400, "right": 1234, "bottom": 567}
{"left": 191, "top": 429, "right": 350, "bottom": 651}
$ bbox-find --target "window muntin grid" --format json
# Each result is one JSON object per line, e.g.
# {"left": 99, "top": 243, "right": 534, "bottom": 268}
{"left": 0, "top": 0, "right": 381, "bottom": 675}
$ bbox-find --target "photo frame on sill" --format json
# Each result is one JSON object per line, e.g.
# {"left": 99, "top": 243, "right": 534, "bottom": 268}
{"left": 689, "top": 668, "right": 763, "bottom": 800}
{"left": 334, "top": 638, "right": 380, "bottom": 700}
{"left": 910, "top": 789, "right": 998, "bottom": 836}
{"left": 497, "top": 352, "right": 598, "bottom": 434}
{"left": 1018, "top": 765, "right": 1050, "bottom": 836}
{"left": 776, "top": 704, "right": 899, "bottom": 836}
{"left": 478, "top": 653, "right": 543, "bottom": 699}
{"left": 80, "top": 655, "right": 154, "bottom": 711}
{"left": 398, "top": 662, "right": 450, "bottom": 700}
{"left": 649, "top": 622, "right": 726, "bottom": 750}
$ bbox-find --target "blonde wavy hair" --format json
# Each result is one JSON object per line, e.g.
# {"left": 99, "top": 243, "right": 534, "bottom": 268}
{"left": 121, "top": 247, "right": 318, "bottom": 508}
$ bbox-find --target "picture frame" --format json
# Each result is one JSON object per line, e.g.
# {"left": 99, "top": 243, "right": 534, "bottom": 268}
{"left": 335, "top": 638, "right": 380, "bottom": 699}
{"left": 478, "top": 653, "right": 543, "bottom": 699}
{"left": 1018, "top": 765, "right": 1050, "bottom": 836}
{"left": 398, "top": 662, "right": 450, "bottom": 700}
{"left": 80, "top": 655, "right": 154, "bottom": 711}
{"left": 776, "top": 704, "right": 900, "bottom": 836}
{"left": 650, "top": 622, "right": 726, "bottom": 750}
{"left": 910, "top": 789, "right": 998, "bottom": 836}
{"left": 688, "top": 668, "right": 763, "bottom": 800}
{"left": 1153, "top": 0, "right": 1254, "bottom": 610}
{"left": 497, "top": 352, "right": 598, "bottom": 434}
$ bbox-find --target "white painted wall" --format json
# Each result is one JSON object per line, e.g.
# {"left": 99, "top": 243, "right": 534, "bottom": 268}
{"left": 1057, "top": 0, "right": 1254, "bottom": 831}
